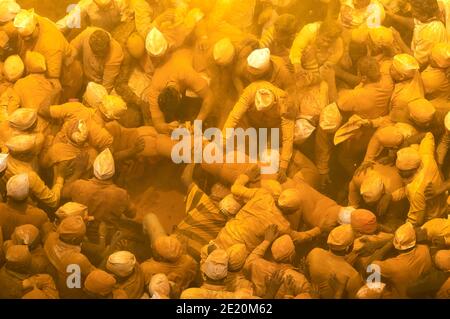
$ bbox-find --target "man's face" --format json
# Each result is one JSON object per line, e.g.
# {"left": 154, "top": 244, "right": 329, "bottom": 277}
{"left": 411, "top": 117, "right": 433, "bottom": 130}
{"left": 316, "top": 34, "right": 334, "bottom": 50}
{"left": 390, "top": 65, "right": 404, "bottom": 82}
{"left": 398, "top": 168, "right": 417, "bottom": 180}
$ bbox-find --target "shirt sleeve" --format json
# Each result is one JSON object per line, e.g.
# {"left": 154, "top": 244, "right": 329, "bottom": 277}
{"left": 222, "top": 84, "right": 254, "bottom": 132}
{"left": 28, "top": 172, "right": 63, "bottom": 208}
{"left": 289, "top": 23, "right": 317, "bottom": 66}
{"left": 103, "top": 42, "right": 124, "bottom": 92}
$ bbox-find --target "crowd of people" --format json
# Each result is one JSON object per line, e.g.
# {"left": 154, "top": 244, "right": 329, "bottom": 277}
{"left": 0, "top": 0, "right": 449, "bottom": 299}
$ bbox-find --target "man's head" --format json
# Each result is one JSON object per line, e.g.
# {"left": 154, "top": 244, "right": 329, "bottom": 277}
{"left": 55, "top": 202, "right": 89, "bottom": 222}
{"left": 152, "top": 236, "right": 183, "bottom": 262}
{"left": 6, "top": 134, "right": 36, "bottom": 161}
{"left": 106, "top": 251, "right": 136, "bottom": 278}
{"left": 396, "top": 146, "right": 421, "bottom": 179}
{"left": 327, "top": 224, "right": 354, "bottom": 254}
{"left": 360, "top": 172, "right": 385, "bottom": 204}
{"left": 434, "top": 250, "right": 450, "bottom": 273}
{"left": 158, "top": 84, "right": 182, "bottom": 122}
{"left": 201, "top": 249, "right": 229, "bottom": 282}
{"left": 99, "top": 95, "right": 127, "bottom": 121}
{"left": 0, "top": 1, "right": 21, "bottom": 25}
{"left": 84, "top": 269, "right": 116, "bottom": 297}
{"left": 0, "top": 153, "right": 8, "bottom": 177}
{"left": 410, "top": 0, "right": 440, "bottom": 23}
{"left": 255, "top": 88, "right": 275, "bottom": 112}
{"left": 25, "top": 51, "right": 46, "bottom": 74}
{"left": 11, "top": 224, "right": 40, "bottom": 250}
{"left": 6, "top": 173, "right": 29, "bottom": 202}
{"left": 93, "top": 148, "right": 115, "bottom": 181}
{"left": 149, "top": 273, "right": 171, "bottom": 299}
{"left": 67, "top": 119, "right": 89, "bottom": 146}
{"left": 146, "top": 27, "right": 168, "bottom": 58}
{"left": 3, "top": 54, "right": 24, "bottom": 82}
{"left": 273, "top": 14, "right": 297, "bottom": 46}
{"left": 368, "top": 26, "right": 394, "bottom": 53}
{"left": 390, "top": 54, "right": 420, "bottom": 82}
{"left": 5, "top": 245, "right": 31, "bottom": 273}
{"left": 277, "top": 188, "right": 302, "bottom": 215}
{"left": 83, "top": 82, "right": 108, "bottom": 108}
{"left": 316, "top": 19, "right": 343, "bottom": 49}
{"left": 408, "top": 99, "right": 436, "bottom": 129}
{"left": 213, "top": 38, "right": 236, "bottom": 66}
{"left": 13, "top": 9, "right": 37, "bottom": 40}
{"left": 57, "top": 215, "right": 86, "bottom": 245}
{"left": 126, "top": 32, "right": 145, "bottom": 59}
{"left": 357, "top": 56, "right": 381, "bottom": 83}
{"left": 219, "top": 194, "right": 242, "bottom": 216}
{"left": 393, "top": 222, "right": 416, "bottom": 251}
{"left": 430, "top": 43, "right": 450, "bottom": 69}
{"left": 271, "top": 234, "right": 295, "bottom": 263}
{"left": 8, "top": 108, "right": 37, "bottom": 132}
{"left": 247, "top": 48, "right": 271, "bottom": 76}
{"left": 351, "top": 209, "right": 378, "bottom": 235}
{"left": 89, "top": 30, "right": 111, "bottom": 58}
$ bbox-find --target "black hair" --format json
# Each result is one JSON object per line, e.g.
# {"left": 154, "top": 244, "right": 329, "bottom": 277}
{"left": 89, "top": 30, "right": 111, "bottom": 56}
{"left": 410, "top": 0, "right": 440, "bottom": 20}
{"left": 357, "top": 56, "right": 381, "bottom": 82}
{"left": 158, "top": 85, "right": 182, "bottom": 122}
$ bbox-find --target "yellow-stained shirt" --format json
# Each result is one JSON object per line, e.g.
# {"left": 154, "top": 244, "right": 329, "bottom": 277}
{"left": 222, "top": 81, "right": 295, "bottom": 169}
{"left": 406, "top": 133, "right": 448, "bottom": 226}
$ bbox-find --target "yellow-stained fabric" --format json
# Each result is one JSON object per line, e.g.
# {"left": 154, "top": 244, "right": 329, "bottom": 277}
{"left": 222, "top": 81, "right": 294, "bottom": 169}
{"left": 4, "top": 156, "right": 63, "bottom": 208}
{"left": 421, "top": 218, "right": 450, "bottom": 246}
{"left": 373, "top": 245, "right": 432, "bottom": 298}
{"left": 13, "top": 74, "right": 59, "bottom": 111}
{"left": 70, "top": 27, "right": 124, "bottom": 92}
{"left": 363, "top": 126, "right": 404, "bottom": 163}
{"left": 412, "top": 19, "right": 447, "bottom": 66}
{"left": 174, "top": 183, "right": 230, "bottom": 262}
{"left": 405, "top": 133, "right": 448, "bottom": 226}
{"left": 147, "top": 48, "right": 208, "bottom": 131}
{"left": 17, "top": 15, "right": 72, "bottom": 79}
{"left": 306, "top": 247, "right": 364, "bottom": 298}
{"left": 243, "top": 239, "right": 311, "bottom": 297}
{"left": 337, "top": 73, "right": 392, "bottom": 120}
{"left": 348, "top": 163, "right": 404, "bottom": 208}
{"left": 141, "top": 254, "right": 197, "bottom": 297}
{"left": 390, "top": 72, "right": 424, "bottom": 123}
{"left": 49, "top": 102, "right": 113, "bottom": 151}
{"left": 180, "top": 283, "right": 240, "bottom": 299}
{"left": 289, "top": 22, "right": 344, "bottom": 70}
{"left": 421, "top": 66, "right": 450, "bottom": 101}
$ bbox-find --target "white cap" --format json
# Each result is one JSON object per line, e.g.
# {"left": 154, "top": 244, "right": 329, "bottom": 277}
{"left": 392, "top": 54, "right": 419, "bottom": 78}
{"left": 6, "top": 134, "right": 36, "bottom": 153}
{"left": 3, "top": 54, "right": 24, "bottom": 82}
{"left": 255, "top": 88, "right": 275, "bottom": 111}
{"left": 213, "top": 38, "right": 235, "bottom": 66}
{"left": 360, "top": 171, "right": 384, "bottom": 203}
{"left": 149, "top": 274, "right": 170, "bottom": 299}
{"left": 7, "top": 173, "right": 29, "bottom": 200}
{"left": 294, "top": 118, "right": 315, "bottom": 144}
{"left": 247, "top": 48, "right": 271, "bottom": 74}
{"left": 13, "top": 9, "right": 37, "bottom": 37}
{"left": 396, "top": 147, "right": 421, "bottom": 171}
{"left": 99, "top": 95, "right": 127, "bottom": 120}
{"left": 0, "top": 153, "right": 8, "bottom": 173}
{"left": 320, "top": 102, "right": 342, "bottom": 132}
{"left": 55, "top": 202, "right": 88, "bottom": 220}
{"left": 219, "top": 194, "right": 241, "bottom": 215}
{"left": 146, "top": 27, "right": 168, "bottom": 57}
{"left": 0, "top": 0, "right": 21, "bottom": 23}
{"left": 84, "top": 82, "right": 108, "bottom": 108}
{"left": 8, "top": 108, "right": 37, "bottom": 130}
{"left": 106, "top": 251, "right": 136, "bottom": 277}
{"left": 93, "top": 148, "right": 115, "bottom": 180}
{"left": 338, "top": 206, "right": 355, "bottom": 225}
